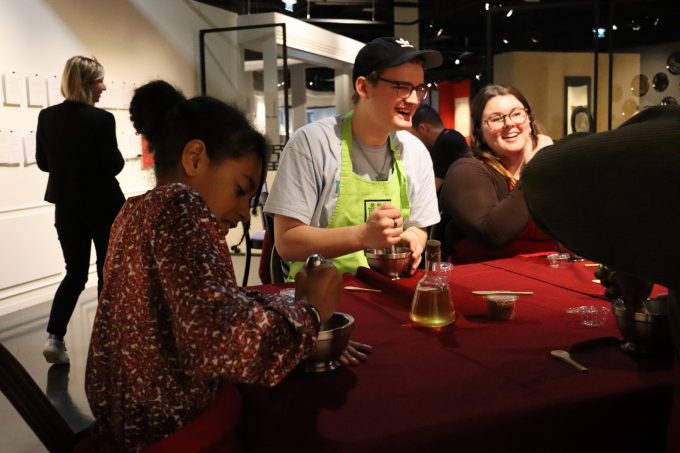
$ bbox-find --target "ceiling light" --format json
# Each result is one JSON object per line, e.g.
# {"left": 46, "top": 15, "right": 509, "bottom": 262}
{"left": 437, "top": 28, "right": 444, "bottom": 37}
{"left": 654, "top": 17, "right": 660, "bottom": 26}
{"left": 454, "top": 58, "right": 460, "bottom": 65}
{"left": 502, "top": 38, "right": 509, "bottom": 44}
{"left": 612, "top": 24, "right": 618, "bottom": 30}
{"left": 282, "top": 0, "right": 296, "bottom": 13}
{"left": 530, "top": 32, "right": 540, "bottom": 43}
{"left": 485, "top": 3, "right": 490, "bottom": 11}
{"left": 475, "top": 73, "right": 482, "bottom": 81}
{"left": 632, "top": 20, "right": 641, "bottom": 31}
{"left": 506, "top": 9, "right": 513, "bottom": 18}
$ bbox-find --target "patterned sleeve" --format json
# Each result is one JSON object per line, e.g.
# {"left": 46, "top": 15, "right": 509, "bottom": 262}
{"left": 153, "top": 190, "right": 318, "bottom": 386}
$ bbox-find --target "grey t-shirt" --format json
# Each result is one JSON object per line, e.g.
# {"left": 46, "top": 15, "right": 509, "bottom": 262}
{"left": 264, "top": 115, "right": 440, "bottom": 230}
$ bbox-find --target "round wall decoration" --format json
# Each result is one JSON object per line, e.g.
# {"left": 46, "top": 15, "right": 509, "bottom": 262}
{"left": 653, "top": 72, "right": 669, "bottom": 92}
{"left": 666, "top": 51, "right": 680, "bottom": 75}
{"left": 630, "top": 74, "right": 649, "bottom": 96}
{"left": 570, "top": 106, "right": 594, "bottom": 133}
{"left": 661, "top": 96, "right": 678, "bottom": 106}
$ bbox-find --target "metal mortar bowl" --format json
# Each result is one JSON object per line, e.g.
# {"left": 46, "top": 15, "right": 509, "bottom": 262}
{"left": 303, "top": 312, "right": 355, "bottom": 373}
{"left": 612, "top": 297, "right": 673, "bottom": 355}
{"left": 365, "top": 247, "right": 411, "bottom": 278}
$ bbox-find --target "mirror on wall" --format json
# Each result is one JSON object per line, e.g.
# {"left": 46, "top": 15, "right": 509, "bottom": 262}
{"left": 564, "top": 76, "right": 593, "bottom": 134}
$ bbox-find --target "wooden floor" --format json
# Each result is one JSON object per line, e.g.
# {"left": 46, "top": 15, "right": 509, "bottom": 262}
{"left": 0, "top": 254, "right": 260, "bottom": 452}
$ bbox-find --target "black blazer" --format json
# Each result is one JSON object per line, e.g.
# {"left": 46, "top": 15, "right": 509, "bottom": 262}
{"left": 36, "top": 100, "right": 125, "bottom": 206}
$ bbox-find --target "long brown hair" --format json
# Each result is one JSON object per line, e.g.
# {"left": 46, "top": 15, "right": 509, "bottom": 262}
{"left": 470, "top": 84, "right": 538, "bottom": 184}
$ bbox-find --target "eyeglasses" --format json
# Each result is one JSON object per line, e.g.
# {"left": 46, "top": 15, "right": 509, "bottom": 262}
{"left": 483, "top": 107, "right": 529, "bottom": 131}
{"left": 375, "top": 76, "right": 430, "bottom": 102}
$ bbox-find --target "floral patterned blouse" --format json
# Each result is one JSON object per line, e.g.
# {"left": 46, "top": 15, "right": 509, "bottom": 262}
{"left": 86, "top": 183, "right": 319, "bottom": 451}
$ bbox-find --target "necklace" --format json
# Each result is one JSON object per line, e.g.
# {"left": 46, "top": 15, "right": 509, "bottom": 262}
{"left": 355, "top": 140, "right": 390, "bottom": 181}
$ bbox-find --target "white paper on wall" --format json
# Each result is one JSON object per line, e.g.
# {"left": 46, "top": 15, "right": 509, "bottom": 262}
{"left": 26, "top": 74, "right": 47, "bottom": 107}
{"left": 2, "top": 72, "right": 24, "bottom": 106}
{"left": 47, "top": 75, "right": 63, "bottom": 106}
{"left": 117, "top": 129, "right": 134, "bottom": 159}
{"left": 121, "top": 81, "right": 134, "bottom": 110}
{"left": 129, "top": 132, "right": 141, "bottom": 158}
{"left": 23, "top": 130, "right": 37, "bottom": 164}
{"left": 97, "top": 79, "right": 114, "bottom": 109}
{"left": 0, "top": 130, "right": 25, "bottom": 164}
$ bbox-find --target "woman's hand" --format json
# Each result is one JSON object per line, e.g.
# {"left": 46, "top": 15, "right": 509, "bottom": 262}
{"left": 295, "top": 257, "right": 341, "bottom": 322}
{"left": 339, "top": 340, "right": 373, "bottom": 366}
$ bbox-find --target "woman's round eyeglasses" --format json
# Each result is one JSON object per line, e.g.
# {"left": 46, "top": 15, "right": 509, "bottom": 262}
{"left": 376, "top": 76, "right": 430, "bottom": 102}
{"left": 484, "top": 108, "right": 529, "bottom": 131}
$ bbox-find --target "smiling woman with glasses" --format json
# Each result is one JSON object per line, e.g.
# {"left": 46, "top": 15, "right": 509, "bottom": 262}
{"left": 437, "top": 84, "right": 557, "bottom": 264}
{"left": 484, "top": 107, "right": 528, "bottom": 131}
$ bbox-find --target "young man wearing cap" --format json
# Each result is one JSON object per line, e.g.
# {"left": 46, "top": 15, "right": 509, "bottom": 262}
{"left": 264, "top": 37, "right": 442, "bottom": 279}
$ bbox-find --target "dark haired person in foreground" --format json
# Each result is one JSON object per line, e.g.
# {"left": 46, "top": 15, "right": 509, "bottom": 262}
{"left": 522, "top": 105, "right": 680, "bottom": 357}
{"left": 85, "top": 80, "right": 341, "bottom": 451}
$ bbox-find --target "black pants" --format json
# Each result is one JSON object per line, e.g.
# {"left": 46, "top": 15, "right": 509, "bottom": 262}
{"left": 47, "top": 198, "right": 124, "bottom": 339}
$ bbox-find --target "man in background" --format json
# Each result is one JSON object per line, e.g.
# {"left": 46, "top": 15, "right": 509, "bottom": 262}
{"left": 410, "top": 104, "right": 470, "bottom": 191}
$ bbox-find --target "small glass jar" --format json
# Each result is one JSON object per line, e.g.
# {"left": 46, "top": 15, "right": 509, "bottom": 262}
{"left": 409, "top": 240, "right": 456, "bottom": 328}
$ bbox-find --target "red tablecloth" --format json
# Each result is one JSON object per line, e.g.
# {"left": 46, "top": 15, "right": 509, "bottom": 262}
{"left": 356, "top": 256, "right": 668, "bottom": 304}
{"left": 241, "top": 260, "right": 679, "bottom": 453}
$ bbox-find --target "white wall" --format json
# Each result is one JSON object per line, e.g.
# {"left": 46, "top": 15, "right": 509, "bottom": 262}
{"left": 0, "top": 0, "right": 240, "bottom": 315}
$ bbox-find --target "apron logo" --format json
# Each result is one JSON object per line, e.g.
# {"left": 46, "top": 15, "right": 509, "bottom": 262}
{"left": 364, "top": 199, "right": 391, "bottom": 221}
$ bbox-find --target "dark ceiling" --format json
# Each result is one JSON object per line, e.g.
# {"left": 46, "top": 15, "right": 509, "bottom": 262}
{"left": 198, "top": 0, "right": 680, "bottom": 87}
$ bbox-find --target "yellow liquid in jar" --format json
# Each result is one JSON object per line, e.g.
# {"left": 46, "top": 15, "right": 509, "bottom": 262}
{"left": 410, "top": 286, "right": 456, "bottom": 327}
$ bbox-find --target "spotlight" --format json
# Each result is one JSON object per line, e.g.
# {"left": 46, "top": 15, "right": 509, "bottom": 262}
{"left": 506, "top": 9, "right": 513, "bottom": 18}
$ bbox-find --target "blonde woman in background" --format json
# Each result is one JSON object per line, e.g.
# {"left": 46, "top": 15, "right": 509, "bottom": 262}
{"left": 36, "top": 56, "right": 125, "bottom": 364}
{"left": 438, "top": 84, "right": 556, "bottom": 263}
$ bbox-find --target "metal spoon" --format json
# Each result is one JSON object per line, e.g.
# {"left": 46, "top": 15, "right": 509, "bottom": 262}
{"left": 550, "top": 349, "right": 588, "bottom": 374}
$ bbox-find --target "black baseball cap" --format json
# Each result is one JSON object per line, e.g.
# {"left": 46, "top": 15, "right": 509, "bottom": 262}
{"left": 352, "top": 37, "right": 443, "bottom": 84}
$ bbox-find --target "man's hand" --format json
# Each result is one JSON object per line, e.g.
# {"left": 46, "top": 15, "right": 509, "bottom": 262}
{"left": 361, "top": 203, "right": 404, "bottom": 250}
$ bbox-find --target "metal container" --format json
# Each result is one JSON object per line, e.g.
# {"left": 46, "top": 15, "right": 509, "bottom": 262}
{"left": 612, "top": 297, "right": 673, "bottom": 355}
{"left": 365, "top": 247, "right": 411, "bottom": 278}
{"left": 303, "top": 312, "right": 355, "bottom": 373}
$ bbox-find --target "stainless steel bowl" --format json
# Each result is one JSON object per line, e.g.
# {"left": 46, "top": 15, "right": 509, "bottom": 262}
{"left": 612, "top": 299, "right": 673, "bottom": 355}
{"left": 303, "top": 312, "right": 355, "bottom": 373}
{"left": 365, "top": 247, "right": 411, "bottom": 278}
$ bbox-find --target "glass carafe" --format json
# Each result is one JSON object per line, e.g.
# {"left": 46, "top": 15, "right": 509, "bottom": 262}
{"left": 409, "top": 240, "right": 456, "bottom": 327}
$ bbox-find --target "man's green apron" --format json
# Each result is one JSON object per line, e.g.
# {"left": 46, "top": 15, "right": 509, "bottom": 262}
{"left": 288, "top": 111, "right": 411, "bottom": 280}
